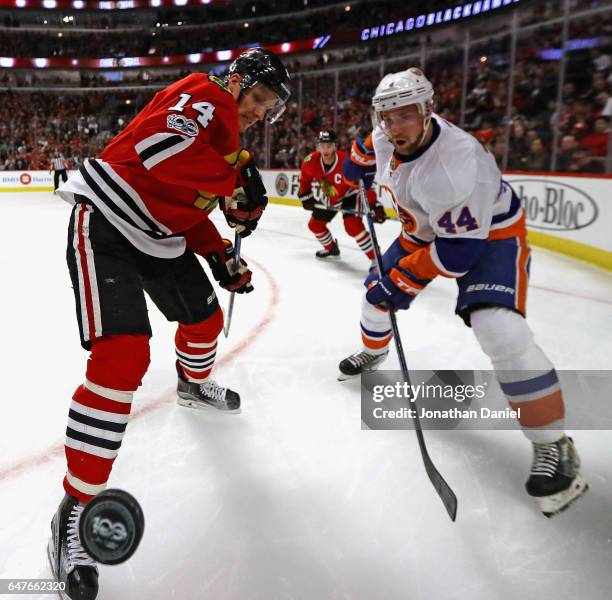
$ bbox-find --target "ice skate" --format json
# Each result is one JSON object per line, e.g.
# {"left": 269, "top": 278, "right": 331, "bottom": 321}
{"left": 316, "top": 240, "right": 340, "bottom": 259}
{"left": 47, "top": 494, "right": 99, "bottom": 600}
{"left": 176, "top": 362, "right": 241, "bottom": 413}
{"left": 338, "top": 349, "right": 389, "bottom": 380}
{"left": 525, "top": 436, "right": 588, "bottom": 517}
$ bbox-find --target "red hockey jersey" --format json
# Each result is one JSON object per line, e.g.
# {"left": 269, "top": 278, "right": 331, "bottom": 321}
{"left": 298, "top": 150, "right": 354, "bottom": 207}
{"left": 58, "top": 73, "right": 242, "bottom": 258}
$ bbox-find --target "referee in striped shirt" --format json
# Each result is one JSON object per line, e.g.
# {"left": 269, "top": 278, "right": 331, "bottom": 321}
{"left": 49, "top": 153, "right": 68, "bottom": 193}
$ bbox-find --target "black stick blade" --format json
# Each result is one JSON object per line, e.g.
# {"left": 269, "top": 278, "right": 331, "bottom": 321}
{"left": 423, "top": 455, "right": 458, "bottom": 521}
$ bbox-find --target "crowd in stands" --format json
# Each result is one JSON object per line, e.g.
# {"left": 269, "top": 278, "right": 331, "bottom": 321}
{"left": 0, "top": 0, "right": 610, "bottom": 174}
{"left": 0, "top": 91, "right": 151, "bottom": 170}
{"left": 245, "top": 30, "right": 611, "bottom": 174}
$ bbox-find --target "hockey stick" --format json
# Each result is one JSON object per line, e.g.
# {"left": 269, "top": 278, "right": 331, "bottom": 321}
{"left": 313, "top": 203, "right": 400, "bottom": 221}
{"left": 223, "top": 232, "right": 242, "bottom": 338}
{"left": 358, "top": 179, "right": 458, "bottom": 522}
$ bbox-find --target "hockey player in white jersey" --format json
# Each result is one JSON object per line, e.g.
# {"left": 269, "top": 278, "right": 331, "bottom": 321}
{"left": 340, "top": 67, "right": 587, "bottom": 517}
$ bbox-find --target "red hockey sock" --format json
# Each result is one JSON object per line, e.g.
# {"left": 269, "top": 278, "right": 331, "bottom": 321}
{"left": 175, "top": 307, "right": 223, "bottom": 383}
{"left": 64, "top": 335, "right": 150, "bottom": 503}
{"left": 308, "top": 216, "right": 335, "bottom": 250}
{"left": 344, "top": 215, "right": 374, "bottom": 259}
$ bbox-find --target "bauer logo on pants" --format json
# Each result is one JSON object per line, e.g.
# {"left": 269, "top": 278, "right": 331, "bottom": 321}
{"left": 465, "top": 284, "right": 514, "bottom": 294}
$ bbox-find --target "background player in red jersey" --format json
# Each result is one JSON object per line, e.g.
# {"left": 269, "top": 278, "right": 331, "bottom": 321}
{"left": 49, "top": 48, "right": 290, "bottom": 600}
{"left": 298, "top": 130, "right": 386, "bottom": 260}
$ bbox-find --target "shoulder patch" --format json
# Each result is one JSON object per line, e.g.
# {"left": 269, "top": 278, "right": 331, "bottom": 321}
{"left": 167, "top": 114, "right": 199, "bottom": 137}
{"left": 304, "top": 153, "right": 313, "bottom": 162}
{"left": 209, "top": 75, "right": 231, "bottom": 94}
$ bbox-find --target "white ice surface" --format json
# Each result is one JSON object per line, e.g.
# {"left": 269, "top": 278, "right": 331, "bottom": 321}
{"left": 1, "top": 192, "right": 612, "bottom": 599}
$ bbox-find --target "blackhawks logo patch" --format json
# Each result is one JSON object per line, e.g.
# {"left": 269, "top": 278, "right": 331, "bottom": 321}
{"left": 321, "top": 178, "right": 338, "bottom": 199}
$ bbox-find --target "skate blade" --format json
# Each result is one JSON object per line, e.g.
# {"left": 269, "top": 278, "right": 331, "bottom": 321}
{"left": 315, "top": 255, "right": 341, "bottom": 260}
{"left": 177, "top": 395, "right": 241, "bottom": 414}
{"left": 539, "top": 474, "right": 589, "bottom": 518}
{"left": 337, "top": 359, "right": 388, "bottom": 381}
{"left": 47, "top": 539, "right": 69, "bottom": 600}
{"left": 46, "top": 538, "right": 57, "bottom": 578}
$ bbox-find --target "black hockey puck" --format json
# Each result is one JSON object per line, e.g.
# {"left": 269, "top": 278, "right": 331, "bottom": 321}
{"left": 79, "top": 488, "right": 145, "bottom": 565}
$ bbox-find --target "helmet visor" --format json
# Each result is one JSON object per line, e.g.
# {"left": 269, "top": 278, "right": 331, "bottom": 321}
{"left": 242, "top": 81, "right": 288, "bottom": 124}
{"left": 374, "top": 104, "right": 424, "bottom": 138}
{"left": 265, "top": 99, "right": 287, "bottom": 124}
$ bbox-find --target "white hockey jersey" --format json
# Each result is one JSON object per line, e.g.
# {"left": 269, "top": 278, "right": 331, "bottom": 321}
{"left": 372, "top": 114, "right": 525, "bottom": 280}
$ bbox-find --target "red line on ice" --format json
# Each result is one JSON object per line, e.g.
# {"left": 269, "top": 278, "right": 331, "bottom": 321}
{"left": 531, "top": 284, "right": 612, "bottom": 306}
{"left": 0, "top": 256, "right": 280, "bottom": 483}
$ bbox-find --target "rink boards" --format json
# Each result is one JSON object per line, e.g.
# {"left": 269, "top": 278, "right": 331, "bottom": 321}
{"left": 264, "top": 169, "right": 612, "bottom": 271}
{"left": 2, "top": 168, "right": 611, "bottom": 270}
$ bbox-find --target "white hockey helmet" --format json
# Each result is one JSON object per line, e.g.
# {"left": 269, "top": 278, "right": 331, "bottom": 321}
{"left": 372, "top": 67, "right": 434, "bottom": 140}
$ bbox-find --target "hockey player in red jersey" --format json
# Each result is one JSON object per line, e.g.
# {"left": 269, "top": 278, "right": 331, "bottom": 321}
{"left": 298, "top": 130, "right": 386, "bottom": 260}
{"left": 339, "top": 67, "right": 587, "bottom": 518}
{"left": 50, "top": 48, "right": 290, "bottom": 599}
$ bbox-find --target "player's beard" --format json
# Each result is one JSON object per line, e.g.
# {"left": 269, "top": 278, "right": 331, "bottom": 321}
{"left": 391, "top": 136, "right": 420, "bottom": 157}
{"left": 390, "top": 123, "right": 429, "bottom": 157}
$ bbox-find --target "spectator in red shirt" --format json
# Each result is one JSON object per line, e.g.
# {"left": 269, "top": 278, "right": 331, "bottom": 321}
{"left": 579, "top": 117, "right": 610, "bottom": 157}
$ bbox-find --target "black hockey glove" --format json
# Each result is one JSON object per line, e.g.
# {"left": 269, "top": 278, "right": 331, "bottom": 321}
{"left": 299, "top": 191, "right": 316, "bottom": 211}
{"left": 205, "top": 239, "right": 253, "bottom": 294}
{"left": 222, "top": 153, "right": 268, "bottom": 238}
{"left": 371, "top": 202, "right": 387, "bottom": 224}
